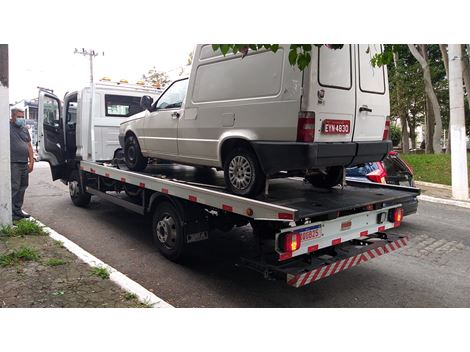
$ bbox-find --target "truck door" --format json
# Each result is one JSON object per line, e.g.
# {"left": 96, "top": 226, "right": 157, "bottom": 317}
{"left": 38, "top": 90, "right": 66, "bottom": 180}
{"left": 352, "top": 44, "right": 390, "bottom": 142}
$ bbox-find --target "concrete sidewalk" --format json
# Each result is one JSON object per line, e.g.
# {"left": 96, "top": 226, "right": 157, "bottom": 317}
{"left": 415, "top": 181, "right": 470, "bottom": 208}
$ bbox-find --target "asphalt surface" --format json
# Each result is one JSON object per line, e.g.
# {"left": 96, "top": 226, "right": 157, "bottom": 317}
{"left": 23, "top": 162, "right": 470, "bottom": 307}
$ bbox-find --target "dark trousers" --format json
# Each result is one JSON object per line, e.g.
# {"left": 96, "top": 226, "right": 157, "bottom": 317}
{"left": 11, "top": 162, "right": 29, "bottom": 216}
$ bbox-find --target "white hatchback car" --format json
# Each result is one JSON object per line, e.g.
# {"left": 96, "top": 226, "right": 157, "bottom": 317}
{"left": 119, "top": 44, "right": 392, "bottom": 197}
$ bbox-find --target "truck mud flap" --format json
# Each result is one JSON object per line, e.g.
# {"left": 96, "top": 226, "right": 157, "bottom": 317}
{"left": 240, "top": 233, "right": 408, "bottom": 288}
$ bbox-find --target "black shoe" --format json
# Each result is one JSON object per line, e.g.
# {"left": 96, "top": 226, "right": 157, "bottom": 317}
{"left": 20, "top": 210, "right": 31, "bottom": 218}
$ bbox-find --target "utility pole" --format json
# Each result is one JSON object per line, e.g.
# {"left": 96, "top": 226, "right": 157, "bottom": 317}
{"left": 0, "top": 44, "right": 12, "bottom": 225}
{"left": 74, "top": 48, "right": 103, "bottom": 161}
{"left": 448, "top": 44, "right": 469, "bottom": 200}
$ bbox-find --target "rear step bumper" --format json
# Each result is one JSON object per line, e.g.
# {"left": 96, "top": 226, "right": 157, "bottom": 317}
{"left": 240, "top": 233, "right": 408, "bottom": 288}
{"left": 252, "top": 140, "right": 392, "bottom": 175}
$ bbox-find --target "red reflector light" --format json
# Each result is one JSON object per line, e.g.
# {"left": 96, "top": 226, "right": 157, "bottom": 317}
{"left": 366, "top": 163, "right": 387, "bottom": 184}
{"left": 284, "top": 233, "right": 302, "bottom": 252}
{"left": 393, "top": 208, "right": 404, "bottom": 223}
{"left": 297, "top": 111, "right": 315, "bottom": 142}
{"left": 382, "top": 118, "right": 391, "bottom": 141}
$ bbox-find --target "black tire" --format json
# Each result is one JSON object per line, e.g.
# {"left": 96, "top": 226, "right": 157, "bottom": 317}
{"left": 69, "top": 170, "right": 91, "bottom": 207}
{"left": 152, "top": 202, "right": 186, "bottom": 262}
{"left": 124, "top": 134, "right": 148, "bottom": 171}
{"left": 223, "top": 147, "right": 266, "bottom": 197}
{"left": 305, "top": 166, "right": 345, "bottom": 188}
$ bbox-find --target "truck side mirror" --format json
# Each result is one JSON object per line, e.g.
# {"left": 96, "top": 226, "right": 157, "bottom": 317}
{"left": 140, "top": 95, "right": 154, "bottom": 111}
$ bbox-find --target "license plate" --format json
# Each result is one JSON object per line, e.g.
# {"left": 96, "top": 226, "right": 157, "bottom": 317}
{"left": 294, "top": 225, "right": 322, "bottom": 242}
{"left": 322, "top": 119, "right": 351, "bottom": 134}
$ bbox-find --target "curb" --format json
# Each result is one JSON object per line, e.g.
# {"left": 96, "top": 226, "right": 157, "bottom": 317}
{"left": 31, "top": 218, "right": 173, "bottom": 308}
{"left": 418, "top": 195, "right": 470, "bottom": 209}
{"left": 415, "top": 181, "right": 452, "bottom": 190}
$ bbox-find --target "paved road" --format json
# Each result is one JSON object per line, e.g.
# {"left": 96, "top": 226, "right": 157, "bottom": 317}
{"left": 24, "top": 162, "right": 470, "bottom": 307}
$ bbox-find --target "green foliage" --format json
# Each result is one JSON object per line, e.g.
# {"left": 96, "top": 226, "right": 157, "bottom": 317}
{"left": 0, "top": 246, "right": 40, "bottom": 267}
{"left": 211, "top": 44, "right": 343, "bottom": 71}
{"left": 1, "top": 219, "right": 46, "bottom": 237}
{"left": 91, "top": 266, "right": 110, "bottom": 279}
{"left": 124, "top": 292, "right": 137, "bottom": 301}
{"left": 401, "top": 153, "right": 470, "bottom": 186}
{"left": 46, "top": 258, "right": 66, "bottom": 266}
{"left": 390, "top": 124, "right": 402, "bottom": 147}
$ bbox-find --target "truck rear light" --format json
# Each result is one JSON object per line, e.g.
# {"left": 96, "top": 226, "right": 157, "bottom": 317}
{"left": 284, "top": 233, "right": 302, "bottom": 252}
{"left": 388, "top": 207, "right": 404, "bottom": 226}
{"left": 297, "top": 111, "right": 315, "bottom": 142}
{"left": 382, "top": 117, "right": 391, "bottom": 141}
{"left": 366, "top": 163, "right": 387, "bottom": 184}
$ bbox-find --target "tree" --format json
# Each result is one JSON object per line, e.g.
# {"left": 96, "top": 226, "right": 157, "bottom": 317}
{"left": 142, "top": 67, "right": 170, "bottom": 88}
{"left": 408, "top": 44, "right": 443, "bottom": 153}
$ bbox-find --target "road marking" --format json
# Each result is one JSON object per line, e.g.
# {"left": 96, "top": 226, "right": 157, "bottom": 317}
{"left": 418, "top": 195, "right": 470, "bottom": 209}
{"left": 30, "top": 217, "right": 173, "bottom": 308}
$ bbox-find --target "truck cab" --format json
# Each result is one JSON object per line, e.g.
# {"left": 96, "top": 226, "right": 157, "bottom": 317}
{"left": 37, "top": 81, "right": 162, "bottom": 181}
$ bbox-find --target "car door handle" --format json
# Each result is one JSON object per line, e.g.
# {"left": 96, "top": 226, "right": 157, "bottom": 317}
{"left": 359, "top": 106, "right": 372, "bottom": 113}
{"left": 171, "top": 112, "right": 181, "bottom": 119}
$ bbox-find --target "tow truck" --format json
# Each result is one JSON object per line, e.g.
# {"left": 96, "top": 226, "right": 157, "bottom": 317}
{"left": 37, "top": 83, "right": 419, "bottom": 288}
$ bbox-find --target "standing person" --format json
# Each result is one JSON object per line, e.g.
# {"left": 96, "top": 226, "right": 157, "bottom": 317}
{"left": 10, "top": 108, "right": 34, "bottom": 221}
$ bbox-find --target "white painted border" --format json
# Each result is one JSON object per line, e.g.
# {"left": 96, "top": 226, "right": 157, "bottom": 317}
{"left": 418, "top": 195, "right": 470, "bottom": 209}
{"left": 30, "top": 217, "right": 173, "bottom": 308}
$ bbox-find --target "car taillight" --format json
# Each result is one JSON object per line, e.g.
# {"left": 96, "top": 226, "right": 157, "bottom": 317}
{"left": 283, "top": 233, "right": 302, "bottom": 252}
{"left": 297, "top": 111, "right": 315, "bottom": 142}
{"left": 366, "top": 163, "right": 387, "bottom": 183}
{"left": 382, "top": 117, "right": 391, "bottom": 141}
{"left": 388, "top": 207, "right": 404, "bottom": 226}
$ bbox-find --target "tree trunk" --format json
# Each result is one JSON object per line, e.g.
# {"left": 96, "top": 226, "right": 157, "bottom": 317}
{"left": 393, "top": 52, "right": 410, "bottom": 153}
{"left": 408, "top": 44, "right": 443, "bottom": 153}
{"left": 440, "top": 44, "right": 452, "bottom": 154}
{"left": 425, "top": 96, "right": 435, "bottom": 153}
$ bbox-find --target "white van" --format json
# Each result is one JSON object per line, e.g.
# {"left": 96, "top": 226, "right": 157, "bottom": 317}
{"left": 119, "top": 44, "right": 391, "bottom": 196}
{"left": 38, "top": 81, "right": 161, "bottom": 181}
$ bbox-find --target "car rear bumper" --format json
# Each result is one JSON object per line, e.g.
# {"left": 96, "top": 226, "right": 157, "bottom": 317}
{"left": 251, "top": 140, "right": 392, "bottom": 175}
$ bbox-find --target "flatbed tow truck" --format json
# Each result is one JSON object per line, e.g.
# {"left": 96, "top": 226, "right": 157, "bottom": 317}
{"left": 72, "top": 159, "right": 419, "bottom": 288}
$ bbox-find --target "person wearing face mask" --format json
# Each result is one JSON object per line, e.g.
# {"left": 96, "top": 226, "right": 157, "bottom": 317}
{"left": 10, "top": 108, "right": 34, "bottom": 221}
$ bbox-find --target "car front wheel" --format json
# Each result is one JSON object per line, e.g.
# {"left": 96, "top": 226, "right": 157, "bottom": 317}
{"left": 124, "top": 134, "right": 148, "bottom": 171}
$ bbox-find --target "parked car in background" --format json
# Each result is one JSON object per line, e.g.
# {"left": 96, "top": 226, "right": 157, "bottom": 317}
{"left": 120, "top": 44, "right": 392, "bottom": 197}
{"left": 346, "top": 151, "right": 418, "bottom": 215}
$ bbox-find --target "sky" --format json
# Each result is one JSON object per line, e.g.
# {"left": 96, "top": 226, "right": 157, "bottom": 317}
{"left": 9, "top": 42, "right": 194, "bottom": 103}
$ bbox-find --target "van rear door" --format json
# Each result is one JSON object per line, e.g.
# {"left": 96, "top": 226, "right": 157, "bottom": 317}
{"left": 38, "top": 89, "right": 66, "bottom": 180}
{"left": 301, "top": 45, "right": 356, "bottom": 143}
{"left": 352, "top": 44, "right": 390, "bottom": 142}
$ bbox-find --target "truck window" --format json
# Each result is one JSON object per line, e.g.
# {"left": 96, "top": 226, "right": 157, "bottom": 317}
{"left": 156, "top": 79, "right": 189, "bottom": 110}
{"left": 318, "top": 45, "right": 352, "bottom": 90}
{"left": 358, "top": 44, "right": 386, "bottom": 94}
{"left": 104, "top": 95, "right": 143, "bottom": 117}
{"left": 43, "top": 96, "right": 60, "bottom": 128}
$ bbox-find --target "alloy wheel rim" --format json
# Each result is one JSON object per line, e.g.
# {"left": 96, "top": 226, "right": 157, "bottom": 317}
{"left": 228, "top": 155, "right": 252, "bottom": 190}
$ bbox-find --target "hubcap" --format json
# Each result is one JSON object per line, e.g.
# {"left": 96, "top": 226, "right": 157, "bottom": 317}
{"left": 228, "top": 155, "right": 252, "bottom": 190}
{"left": 126, "top": 139, "right": 137, "bottom": 162}
{"left": 156, "top": 215, "right": 177, "bottom": 249}
{"left": 69, "top": 181, "right": 79, "bottom": 198}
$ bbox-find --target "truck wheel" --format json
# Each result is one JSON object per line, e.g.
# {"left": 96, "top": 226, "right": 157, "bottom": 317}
{"left": 223, "top": 147, "right": 265, "bottom": 197}
{"left": 69, "top": 170, "right": 91, "bottom": 207}
{"left": 124, "top": 134, "right": 148, "bottom": 171}
{"left": 305, "top": 166, "right": 344, "bottom": 188}
{"left": 152, "top": 202, "right": 186, "bottom": 261}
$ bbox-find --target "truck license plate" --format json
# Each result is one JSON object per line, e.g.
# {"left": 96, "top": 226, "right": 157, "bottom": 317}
{"left": 295, "top": 225, "right": 322, "bottom": 241}
{"left": 322, "top": 119, "right": 350, "bottom": 134}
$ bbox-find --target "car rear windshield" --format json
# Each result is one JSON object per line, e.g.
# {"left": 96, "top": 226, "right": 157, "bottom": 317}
{"left": 105, "top": 95, "right": 143, "bottom": 117}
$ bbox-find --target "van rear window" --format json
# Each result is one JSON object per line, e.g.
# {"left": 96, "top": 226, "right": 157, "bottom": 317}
{"left": 105, "top": 95, "right": 143, "bottom": 117}
{"left": 358, "top": 45, "right": 386, "bottom": 94}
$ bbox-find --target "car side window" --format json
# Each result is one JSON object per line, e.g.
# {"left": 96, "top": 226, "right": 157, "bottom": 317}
{"left": 155, "top": 79, "right": 189, "bottom": 110}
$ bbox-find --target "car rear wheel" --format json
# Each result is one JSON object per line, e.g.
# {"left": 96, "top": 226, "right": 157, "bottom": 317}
{"left": 124, "top": 134, "right": 148, "bottom": 171}
{"left": 305, "top": 166, "right": 345, "bottom": 188}
{"left": 223, "top": 147, "right": 265, "bottom": 197}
